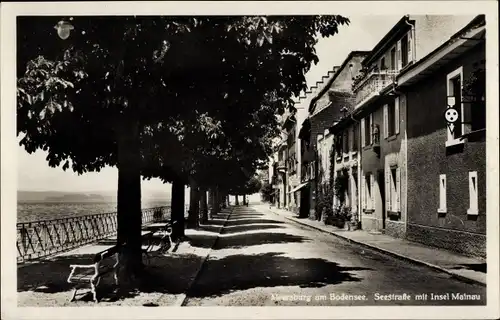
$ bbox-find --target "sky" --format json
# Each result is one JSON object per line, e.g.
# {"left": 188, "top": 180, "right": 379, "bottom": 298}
{"left": 17, "top": 15, "right": 402, "bottom": 194}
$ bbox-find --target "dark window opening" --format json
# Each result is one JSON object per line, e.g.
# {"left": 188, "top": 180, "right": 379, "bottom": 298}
{"left": 401, "top": 34, "right": 409, "bottom": 67}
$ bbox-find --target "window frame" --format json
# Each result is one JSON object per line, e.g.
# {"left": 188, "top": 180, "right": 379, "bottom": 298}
{"left": 401, "top": 34, "right": 409, "bottom": 67}
{"left": 438, "top": 174, "right": 447, "bottom": 213}
{"left": 365, "top": 173, "right": 373, "bottom": 211}
{"left": 445, "top": 66, "right": 465, "bottom": 147}
{"left": 467, "top": 171, "right": 479, "bottom": 215}
{"left": 390, "top": 47, "right": 396, "bottom": 70}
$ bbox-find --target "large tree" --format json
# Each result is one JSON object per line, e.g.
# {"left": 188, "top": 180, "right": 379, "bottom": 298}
{"left": 17, "top": 15, "right": 350, "bottom": 282}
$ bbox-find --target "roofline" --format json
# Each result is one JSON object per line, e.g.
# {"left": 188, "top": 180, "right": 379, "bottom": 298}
{"left": 362, "top": 15, "right": 412, "bottom": 66}
{"left": 397, "top": 14, "right": 486, "bottom": 82}
{"left": 308, "top": 50, "right": 371, "bottom": 114}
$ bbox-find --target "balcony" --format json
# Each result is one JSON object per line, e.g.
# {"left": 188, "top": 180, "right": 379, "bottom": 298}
{"left": 353, "top": 70, "right": 398, "bottom": 106}
{"left": 276, "top": 160, "right": 287, "bottom": 173}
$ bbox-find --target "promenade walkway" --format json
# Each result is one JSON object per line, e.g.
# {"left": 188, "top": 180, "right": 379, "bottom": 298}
{"left": 257, "top": 204, "right": 486, "bottom": 286}
{"left": 17, "top": 207, "right": 233, "bottom": 307}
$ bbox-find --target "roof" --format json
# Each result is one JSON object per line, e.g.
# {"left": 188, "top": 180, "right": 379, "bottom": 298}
{"left": 362, "top": 15, "right": 413, "bottom": 67}
{"left": 397, "top": 14, "right": 486, "bottom": 81}
{"left": 308, "top": 50, "right": 371, "bottom": 114}
{"left": 396, "top": 15, "right": 486, "bottom": 86}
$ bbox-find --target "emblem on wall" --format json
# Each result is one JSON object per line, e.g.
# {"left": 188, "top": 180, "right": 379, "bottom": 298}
{"left": 444, "top": 96, "right": 459, "bottom": 135}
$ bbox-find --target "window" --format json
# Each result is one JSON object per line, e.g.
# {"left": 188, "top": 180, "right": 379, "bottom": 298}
{"left": 352, "top": 123, "right": 359, "bottom": 152}
{"left": 343, "top": 130, "right": 349, "bottom": 155}
{"left": 401, "top": 34, "right": 409, "bottom": 67}
{"left": 362, "top": 115, "right": 372, "bottom": 147}
{"left": 463, "top": 64, "right": 486, "bottom": 132}
{"left": 390, "top": 48, "right": 396, "bottom": 70}
{"left": 362, "top": 173, "right": 374, "bottom": 211}
{"left": 438, "top": 174, "right": 447, "bottom": 213}
{"left": 384, "top": 97, "right": 400, "bottom": 138}
{"left": 386, "top": 167, "right": 400, "bottom": 213}
{"left": 446, "top": 67, "right": 464, "bottom": 144}
{"left": 468, "top": 171, "right": 479, "bottom": 215}
{"left": 350, "top": 171, "right": 357, "bottom": 210}
{"left": 380, "top": 57, "right": 387, "bottom": 70}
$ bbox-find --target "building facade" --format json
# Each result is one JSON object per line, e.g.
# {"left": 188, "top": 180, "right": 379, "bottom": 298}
{"left": 299, "top": 52, "right": 368, "bottom": 220}
{"left": 397, "top": 15, "right": 486, "bottom": 257}
{"left": 268, "top": 15, "right": 486, "bottom": 259}
{"left": 347, "top": 14, "right": 478, "bottom": 239}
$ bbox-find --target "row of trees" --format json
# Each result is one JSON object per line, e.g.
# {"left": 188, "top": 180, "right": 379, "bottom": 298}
{"left": 17, "top": 15, "right": 350, "bottom": 282}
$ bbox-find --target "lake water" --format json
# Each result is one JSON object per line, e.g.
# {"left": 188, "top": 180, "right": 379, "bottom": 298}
{"left": 17, "top": 200, "right": 171, "bottom": 223}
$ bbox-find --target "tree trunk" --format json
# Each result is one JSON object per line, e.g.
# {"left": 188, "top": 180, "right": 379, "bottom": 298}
{"left": 199, "top": 188, "right": 208, "bottom": 223}
{"left": 235, "top": 194, "right": 239, "bottom": 205}
{"left": 210, "top": 188, "right": 219, "bottom": 216}
{"left": 187, "top": 180, "right": 200, "bottom": 229}
{"left": 221, "top": 191, "right": 227, "bottom": 209}
{"left": 116, "top": 122, "right": 143, "bottom": 286}
{"left": 207, "top": 188, "right": 214, "bottom": 219}
{"left": 171, "top": 179, "right": 185, "bottom": 241}
{"left": 243, "top": 194, "right": 247, "bottom": 205}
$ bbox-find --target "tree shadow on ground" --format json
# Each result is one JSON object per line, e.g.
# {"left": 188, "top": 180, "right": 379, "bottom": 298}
{"left": 449, "top": 263, "right": 487, "bottom": 273}
{"left": 188, "top": 232, "right": 310, "bottom": 249}
{"left": 35, "top": 251, "right": 372, "bottom": 302}
{"left": 186, "top": 252, "right": 372, "bottom": 298}
{"left": 225, "top": 219, "right": 285, "bottom": 227}
{"left": 222, "top": 224, "right": 286, "bottom": 234}
{"left": 18, "top": 251, "right": 205, "bottom": 300}
{"left": 195, "top": 224, "right": 223, "bottom": 233}
{"left": 227, "top": 214, "right": 265, "bottom": 219}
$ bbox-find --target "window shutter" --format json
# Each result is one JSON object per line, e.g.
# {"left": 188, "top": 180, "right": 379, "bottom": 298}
{"left": 386, "top": 170, "right": 391, "bottom": 212}
{"left": 369, "top": 114, "right": 374, "bottom": 144}
{"left": 383, "top": 104, "right": 389, "bottom": 138}
{"left": 407, "top": 32, "right": 413, "bottom": 63}
{"left": 396, "top": 40, "right": 402, "bottom": 70}
{"left": 361, "top": 118, "right": 365, "bottom": 147}
{"left": 370, "top": 174, "right": 375, "bottom": 210}
{"left": 361, "top": 175, "right": 366, "bottom": 209}
{"left": 396, "top": 167, "right": 401, "bottom": 212}
{"left": 396, "top": 94, "right": 403, "bottom": 134}
{"left": 439, "top": 174, "right": 447, "bottom": 210}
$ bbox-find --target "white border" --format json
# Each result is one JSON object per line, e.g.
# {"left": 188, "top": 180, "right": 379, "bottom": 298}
{"left": 2, "top": 2, "right": 499, "bottom": 320}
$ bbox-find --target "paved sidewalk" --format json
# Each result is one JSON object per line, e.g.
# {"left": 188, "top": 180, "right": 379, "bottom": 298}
{"left": 17, "top": 207, "right": 233, "bottom": 307}
{"left": 259, "top": 204, "right": 486, "bottom": 286}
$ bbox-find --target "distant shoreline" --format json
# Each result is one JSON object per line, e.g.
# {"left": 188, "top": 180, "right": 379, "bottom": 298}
{"left": 17, "top": 200, "right": 170, "bottom": 204}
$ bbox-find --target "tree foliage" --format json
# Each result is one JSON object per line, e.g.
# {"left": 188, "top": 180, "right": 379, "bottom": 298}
{"left": 260, "top": 181, "right": 274, "bottom": 202}
{"left": 17, "top": 15, "right": 350, "bottom": 274}
{"left": 18, "top": 15, "right": 350, "bottom": 179}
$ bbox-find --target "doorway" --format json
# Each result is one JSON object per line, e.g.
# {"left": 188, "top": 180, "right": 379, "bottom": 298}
{"left": 377, "top": 170, "right": 386, "bottom": 230}
{"left": 299, "top": 186, "right": 310, "bottom": 218}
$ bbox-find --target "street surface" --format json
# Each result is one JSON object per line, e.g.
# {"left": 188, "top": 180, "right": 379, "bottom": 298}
{"left": 183, "top": 205, "right": 486, "bottom": 306}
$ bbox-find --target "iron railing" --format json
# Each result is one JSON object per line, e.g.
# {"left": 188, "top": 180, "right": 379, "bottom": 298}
{"left": 16, "top": 206, "right": 182, "bottom": 263}
{"left": 353, "top": 70, "right": 398, "bottom": 106}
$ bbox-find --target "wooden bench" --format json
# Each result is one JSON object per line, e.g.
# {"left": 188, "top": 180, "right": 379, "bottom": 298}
{"left": 67, "top": 231, "right": 154, "bottom": 302}
{"left": 67, "top": 243, "right": 121, "bottom": 302}
{"left": 141, "top": 221, "right": 176, "bottom": 258}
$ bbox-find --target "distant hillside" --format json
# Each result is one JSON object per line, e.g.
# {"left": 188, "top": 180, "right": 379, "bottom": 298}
{"left": 18, "top": 190, "right": 172, "bottom": 203}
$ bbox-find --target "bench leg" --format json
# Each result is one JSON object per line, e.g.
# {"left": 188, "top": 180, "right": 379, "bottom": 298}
{"left": 70, "top": 288, "right": 78, "bottom": 302}
{"left": 90, "top": 279, "right": 98, "bottom": 303}
{"left": 114, "top": 270, "right": 119, "bottom": 286}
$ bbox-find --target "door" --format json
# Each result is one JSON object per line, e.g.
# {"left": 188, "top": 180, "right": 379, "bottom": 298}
{"left": 299, "top": 185, "right": 310, "bottom": 218}
{"left": 378, "top": 170, "right": 386, "bottom": 230}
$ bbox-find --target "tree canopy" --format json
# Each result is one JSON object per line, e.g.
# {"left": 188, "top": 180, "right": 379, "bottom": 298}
{"left": 17, "top": 15, "right": 351, "bottom": 277}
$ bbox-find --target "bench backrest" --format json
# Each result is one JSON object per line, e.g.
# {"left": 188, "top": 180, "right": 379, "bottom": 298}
{"left": 93, "top": 244, "right": 122, "bottom": 263}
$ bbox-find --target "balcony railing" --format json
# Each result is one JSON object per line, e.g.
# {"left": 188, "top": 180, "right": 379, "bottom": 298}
{"left": 16, "top": 206, "right": 181, "bottom": 263}
{"left": 353, "top": 70, "right": 398, "bottom": 106}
